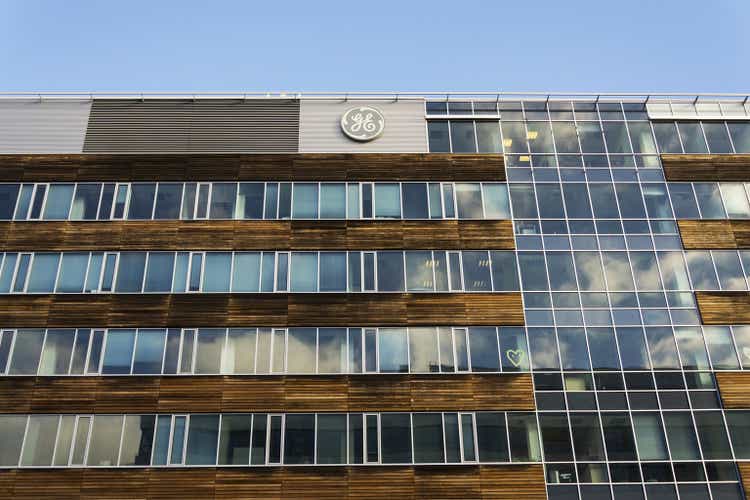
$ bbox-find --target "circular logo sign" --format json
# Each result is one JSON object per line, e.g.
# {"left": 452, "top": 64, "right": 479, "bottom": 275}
{"left": 340, "top": 106, "right": 385, "bottom": 142}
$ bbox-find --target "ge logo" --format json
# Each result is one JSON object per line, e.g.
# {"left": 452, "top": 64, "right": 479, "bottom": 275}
{"left": 340, "top": 106, "right": 385, "bottom": 142}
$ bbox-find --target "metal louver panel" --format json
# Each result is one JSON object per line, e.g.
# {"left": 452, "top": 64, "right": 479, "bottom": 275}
{"left": 83, "top": 99, "right": 299, "bottom": 153}
{"left": 0, "top": 100, "right": 91, "bottom": 153}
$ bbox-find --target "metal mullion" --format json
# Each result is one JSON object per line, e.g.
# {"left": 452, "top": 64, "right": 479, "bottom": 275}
{"left": 36, "top": 328, "right": 49, "bottom": 376}
{"left": 3, "top": 330, "right": 17, "bottom": 375}
{"left": 49, "top": 414, "right": 63, "bottom": 466}
{"left": 16, "top": 414, "right": 30, "bottom": 467}
{"left": 440, "top": 413, "right": 448, "bottom": 463}
{"left": 166, "top": 415, "right": 176, "bottom": 465}
{"left": 122, "top": 183, "right": 132, "bottom": 220}
{"left": 150, "top": 183, "right": 158, "bottom": 220}
{"left": 115, "top": 414, "right": 127, "bottom": 466}
{"left": 109, "top": 253, "right": 121, "bottom": 294}
{"left": 446, "top": 119, "right": 453, "bottom": 152}
{"left": 36, "top": 183, "right": 50, "bottom": 221}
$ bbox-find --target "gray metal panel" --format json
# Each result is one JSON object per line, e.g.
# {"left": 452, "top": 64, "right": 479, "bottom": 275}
{"left": 299, "top": 99, "right": 428, "bottom": 153}
{"left": 0, "top": 100, "right": 91, "bottom": 153}
{"left": 83, "top": 99, "right": 299, "bottom": 153}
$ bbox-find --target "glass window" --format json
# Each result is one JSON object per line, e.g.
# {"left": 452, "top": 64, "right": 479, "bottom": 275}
{"left": 616, "top": 327, "right": 650, "bottom": 369}
{"left": 118, "top": 415, "right": 155, "bottom": 466}
{"left": 720, "top": 183, "right": 750, "bottom": 218}
{"left": 218, "top": 414, "right": 251, "bottom": 465}
{"left": 539, "top": 413, "right": 573, "bottom": 461}
{"left": 501, "top": 122, "right": 528, "bottom": 153}
{"left": 694, "top": 183, "right": 726, "bottom": 218}
{"left": 152, "top": 183, "right": 182, "bottom": 219}
{"left": 685, "top": 251, "right": 719, "bottom": 289}
{"left": 38, "top": 329, "right": 75, "bottom": 375}
{"left": 574, "top": 252, "right": 605, "bottom": 291}
{"left": 379, "top": 328, "right": 408, "bottom": 373}
{"left": 288, "top": 328, "right": 316, "bottom": 373}
{"left": 644, "top": 327, "right": 680, "bottom": 369}
{"left": 144, "top": 253, "right": 175, "bottom": 292}
{"left": 615, "top": 184, "right": 646, "bottom": 218}
{"left": 728, "top": 122, "right": 750, "bottom": 153}
{"left": 518, "top": 252, "right": 549, "bottom": 291}
{"left": 547, "top": 252, "right": 577, "bottom": 291}
{"left": 231, "top": 252, "right": 260, "bottom": 292}
{"left": 185, "top": 414, "right": 220, "bottom": 465}
{"left": 499, "top": 326, "right": 529, "bottom": 372}
{"left": 601, "top": 413, "right": 637, "bottom": 461}
{"left": 115, "top": 252, "right": 146, "bottom": 292}
{"left": 21, "top": 415, "right": 58, "bottom": 466}
{"left": 628, "top": 122, "right": 657, "bottom": 154}
{"left": 703, "top": 122, "right": 733, "bottom": 153}
{"left": 128, "top": 184, "right": 156, "bottom": 219}
{"left": 0, "top": 184, "right": 19, "bottom": 220}
{"left": 658, "top": 251, "right": 690, "bottom": 290}
{"left": 558, "top": 328, "right": 589, "bottom": 370}
{"left": 455, "top": 183, "right": 483, "bottom": 219}
{"left": 319, "top": 252, "right": 346, "bottom": 292}
{"left": 589, "top": 184, "right": 620, "bottom": 218}
{"left": 317, "top": 327, "right": 345, "bottom": 374}
{"left": 237, "top": 183, "right": 264, "bottom": 219}
{"left": 507, "top": 413, "right": 541, "bottom": 462}
{"left": 380, "top": 413, "right": 412, "bottom": 463}
{"left": 450, "top": 121, "right": 477, "bottom": 153}
{"left": 279, "top": 183, "right": 292, "bottom": 219}
{"left": 42, "top": 184, "right": 74, "bottom": 220}
{"left": 195, "top": 328, "right": 225, "bottom": 374}
{"left": 552, "top": 122, "right": 579, "bottom": 153}
{"left": 14, "top": 184, "right": 33, "bottom": 220}
{"left": 694, "top": 412, "right": 732, "bottom": 459}
{"left": 562, "top": 184, "right": 592, "bottom": 218}
{"left": 27, "top": 253, "right": 60, "bottom": 292}
{"left": 402, "top": 183, "right": 428, "bottom": 219}
{"left": 377, "top": 251, "right": 404, "bottom": 291}
{"left": 653, "top": 122, "right": 682, "bottom": 153}
{"left": 713, "top": 251, "right": 746, "bottom": 290}
{"left": 249, "top": 414, "right": 267, "bottom": 465}
{"left": 222, "top": 329, "right": 255, "bottom": 374}
{"left": 704, "top": 326, "right": 740, "bottom": 369}
{"left": 570, "top": 413, "right": 604, "bottom": 461}
{"left": 263, "top": 183, "right": 278, "bottom": 219}
{"left": 632, "top": 413, "right": 668, "bottom": 460}
{"left": 482, "top": 184, "right": 510, "bottom": 219}
{"left": 676, "top": 122, "right": 707, "bottom": 153}
{"left": 726, "top": 411, "right": 750, "bottom": 459}
{"left": 412, "top": 413, "right": 444, "bottom": 463}
{"left": 292, "top": 183, "right": 318, "bottom": 219}
{"left": 663, "top": 412, "right": 700, "bottom": 460}
{"left": 462, "top": 251, "right": 492, "bottom": 291}
{"left": 642, "top": 184, "right": 673, "bottom": 218}
{"left": 668, "top": 184, "right": 700, "bottom": 218}
{"left": 319, "top": 183, "right": 345, "bottom": 219}
{"left": 602, "top": 252, "right": 635, "bottom": 290}
{"left": 603, "top": 122, "right": 632, "bottom": 153}
{"left": 208, "top": 183, "right": 237, "bottom": 219}
{"left": 526, "top": 121, "right": 554, "bottom": 153}
{"left": 56, "top": 253, "right": 88, "bottom": 293}
{"left": 0, "top": 415, "right": 26, "bottom": 466}
{"left": 52, "top": 415, "right": 75, "bottom": 466}
{"left": 133, "top": 329, "right": 166, "bottom": 374}
{"left": 317, "top": 414, "right": 347, "bottom": 464}
{"left": 290, "top": 252, "right": 318, "bottom": 292}
{"left": 490, "top": 251, "right": 519, "bottom": 291}
{"left": 409, "top": 327, "right": 439, "bottom": 373}
{"left": 587, "top": 328, "right": 620, "bottom": 370}
{"left": 283, "top": 414, "right": 314, "bottom": 464}
{"left": 102, "top": 329, "right": 136, "bottom": 374}
{"left": 509, "top": 184, "right": 538, "bottom": 218}
{"left": 528, "top": 327, "right": 560, "bottom": 370}
{"left": 374, "top": 183, "right": 401, "bottom": 219}
{"left": 427, "top": 122, "right": 450, "bottom": 152}
{"left": 675, "top": 326, "right": 710, "bottom": 370}
{"left": 476, "top": 121, "right": 502, "bottom": 152}
{"left": 469, "top": 327, "right": 500, "bottom": 372}
{"left": 578, "top": 122, "right": 606, "bottom": 153}
{"left": 87, "top": 415, "right": 123, "bottom": 466}
{"left": 631, "top": 251, "right": 662, "bottom": 290}
{"left": 536, "top": 184, "right": 565, "bottom": 219}
{"left": 406, "top": 251, "right": 434, "bottom": 291}
{"left": 202, "top": 252, "right": 231, "bottom": 292}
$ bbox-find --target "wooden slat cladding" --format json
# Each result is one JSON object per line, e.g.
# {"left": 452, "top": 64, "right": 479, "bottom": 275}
{"left": 0, "top": 465, "right": 545, "bottom": 499}
{"left": 740, "top": 463, "right": 750, "bottom": 499}
{"left": 0, "top": 374, "right": 534, "bottom": 413}
{"left": 0, "top": 293, "right": 524, "bottom": 327}
{"left": 0, "top": 220, "right": 515, "bottom": 251}
{"left": 696, "top": 291, "right": 750, "bottom": 324}
{"left": 0, "top": 153, "right": 505, "bottom": 182}
{"left": 662, "top": 154, "right": 750, "bottom": 181}
{"left": 716, "top": 372, "right": 750, "bottom": 409}
{"left": 678, "top": 219, "right": 750, "bottom": 249}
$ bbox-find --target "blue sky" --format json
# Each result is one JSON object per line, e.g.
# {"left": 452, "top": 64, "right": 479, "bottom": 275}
{"left": 1, "top": 0, "right": 747, "bottom": 93}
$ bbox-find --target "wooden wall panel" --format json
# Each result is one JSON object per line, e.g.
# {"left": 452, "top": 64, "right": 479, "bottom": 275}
{"left": 0, "top": 465, "right": 545, "bottom": 500}
{"left": 0, "top": 153, "right": 506, "bottom": 182}
{"left": 716, "top": 372, "right": 750, "bottom": 408}
{"left": 0, "top": 293, "right": 524, "bottom": 327}
{"left": 739, "top": 463, "right": 750, "bottom": 500}
{"left": 0, "top": 374, "right": 534, "bottom": 413}
{"left": 678, "top": 219, "right": 750, "bottom": 249}
{"left": 0, "top": 220, "right": 515, "bottom": 251}
{"left": 662, "top": 154, "right": 750, "bottom": 181}
{"left": 696, "top": 291, "right": 750, "bottom": 324}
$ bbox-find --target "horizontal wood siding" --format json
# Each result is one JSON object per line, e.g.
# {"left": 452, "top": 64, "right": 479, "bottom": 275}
{"left": 740, "top": 463, "right": 750, "bottom": 499}
{"left": 716, "top": 372, "right": 750, "bottom": 409}
{"left": 662, "top": 154, "right": 750, "bottom": 181}
{"left": 0, "top": 220, "right": 514, "bottom": 251}
{"left": 0, "top": 293, "right": 525, "bottom": 327}
{"left": 0, "top": 465, "right": 545, "bottom": 499}
{"left": 695, "top": 291, "right": 750, "bottom": 324}
{"left": 0, "top": 153, "right": 505, "bottom": 182}
{"left": 0, "top": 374, "right": 534, "bottom": 413}
{"left": 678, "top": 220, "right": 740, "bottom": 249}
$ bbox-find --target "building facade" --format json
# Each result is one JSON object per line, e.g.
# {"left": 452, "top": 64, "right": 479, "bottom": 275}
{"left": 0, "top": 92, "right": 748, "bottom": 499}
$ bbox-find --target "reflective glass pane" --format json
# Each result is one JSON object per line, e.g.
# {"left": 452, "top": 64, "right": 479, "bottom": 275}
{"left": 320, "top": 183, "right": 345, "bottom": 219}
{"left": 469, "top": 327, "right": 499, "bottom": 371}
{"left": 455, "top": 183, "right": 483, "bottom": 219}
{"left": 374, "top": 183, "right": 401, "bottom": 218}
{"left": 527, "top": 122, "right": 554, "bottom": 153}
{"left": 38, "top": 329, "right": 75, "bottom": 375}
{"left": 0, "top": 184, "right": 20, "bottom": 220}
{"left": 428, "top": 121, "right": 450, "bottom": 152}
{"left": 119, "top": 415, "right": 155, "bottom": 466}
{"left": 202, "top": 252, "right": 231, "bottom": 292}
{"left": 694, "top": 183, "right": 726, "bottom": 218}
{"left": 668, "top": 184, "right": 699, "bottom": 218}
{"left": 42, "top": 184, "right": 74, "bottom": 220}
{"left": 102, "top": 329, "right": 136, "bottom": 374}
{"left": 719, "top": 183, "right": 750, "bottom": 218}
{"left": 144, "top": 253, "right": 175, "bottom": 292}
{"left": 290, "top": 252, "right": 318, "bottom": 292}
{"left": 409, "top": 327, "right": 439, "bottom": 373}
{"left": 318, "top": 327, "right": 346, "bottom": 374}
{"left": 115, "top": 252, "right": 146, "bottom": 292}
{"left": 284, "top": 414, "right": 315, "bottom": 464}
{"left": 402, "top": 183, "right": 428, "bottom": 219}
{"left": 21, "top": 415, "right": 58, "bottom": 466}
{"left": 377, "top": 251, "right": 404, "bottom": 291}
{"left": 320, "top": 252, "right": 346, "bottom": 292}
{"left": 462, "top": 251, "right": 492, "bottom": 291}
{"left": 231, "top": 252, "right": 260, "bottom": 292}
{"left": 128, "top": 184, "right": 156, "bottom": 219}
{"left": 627, "top": 122, "right": 657, "bottom": 154}
{"left": 27, "top": 253, "right": 60, "bottom": 292}
{"left": 56, "top": 253, "right": 88, "bottom": 293}
{"left": 133, "top": 329, "right": 166, "bottom": 374}
{"left": 153, "top": 183, "right": 182, "bottom": 219}
{"left": 237, "top": 183, "right": 264, "bottom": 219}
{"left": 292, "top": 183, "right": 318, "bottom": 219}
{"left": 380, "top": 413, "right": 412, "bottom": 463}
{"left": 218, "top": 414, "right": 251, "bottom": 465}
{"left": 412, "top": 413, "right": 444, "bottom": 463}
{"left": 476, "top": 122, "right": 502, "bottom": 152}
{"left": 86, "top": 415, "right": 123, "bottom": 466}
{"left": 379, "top": 328, "right": 408, "bottom": 373}
{"left": 406, "top": 251, "right": 434, "bottom": 291}
{"left": 632, "top": 413, "right": 668, "bottom": 460}
{"left": 450, "top": 121, "right": 477, "bottom": 153}
{"left": 677, "top": 122, "right": 708, "bottom": 153}
{"left": 195, "top": 328, "right": 225, "bottom": 374}
{"left": 209, "top": 183, "right": 237, "bottom": 219}
{"left": 317, "top": 414, "right": 347, "bottom": 464}
{"left": 703, "top": 122, "right": 733, "bottom": 153}
{"left": 653, "top": 122, "right": 682, "bottom": 153}
{"left": 728, "top": 123, "right": 750, "bottom": 153}
{"left": 288, "top": 328, "right": 316, "bottom": 373}
{"left": 185, "top": 414, "right": 220, "bottom": 465}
